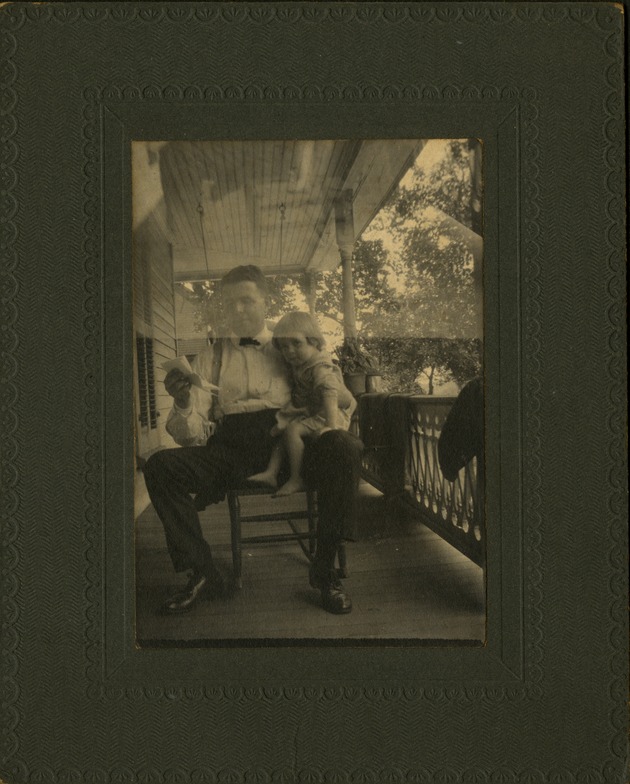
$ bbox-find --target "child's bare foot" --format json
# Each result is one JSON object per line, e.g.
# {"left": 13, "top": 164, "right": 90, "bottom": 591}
{"left": 273, "top": 478, "right": 306, "bottom": 497}
{"left": 247, "top": 471, "right": 278, "bottom": 489}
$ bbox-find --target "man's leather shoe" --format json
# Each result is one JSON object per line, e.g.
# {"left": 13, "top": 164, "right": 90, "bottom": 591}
{"left": 320, "top": 580, "right": 353, "bottom": 614}
{"left": 161, "top": 568, "right": 224, "bottom": 614}
{"left": 309, "top": 562, "right": 352, "bottom": 615}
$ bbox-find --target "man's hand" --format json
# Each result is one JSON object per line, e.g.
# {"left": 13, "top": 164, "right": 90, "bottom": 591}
{"left": 165, "top": 368, "right": 192, "bottom": 409}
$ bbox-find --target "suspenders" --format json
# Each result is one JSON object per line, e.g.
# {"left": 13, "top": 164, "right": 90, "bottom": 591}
{"left": 208, "top": 338, "right": 224, "bottom": 422}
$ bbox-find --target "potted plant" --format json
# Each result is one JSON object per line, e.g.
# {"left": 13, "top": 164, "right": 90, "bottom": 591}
{"left": 333, "top": 337, "right": 381, "bottom": 396}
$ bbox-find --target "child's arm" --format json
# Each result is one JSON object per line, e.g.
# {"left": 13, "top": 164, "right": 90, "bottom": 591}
{"left": 321, "top": 391, "right": 339, "bottom": 431}
{"left": 311, "top": 362, "right": 340, "bottom": 432}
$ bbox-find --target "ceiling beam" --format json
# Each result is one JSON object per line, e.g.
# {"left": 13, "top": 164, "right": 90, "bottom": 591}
{"left": 172, "top": 245, "right": 308, "bottom": 281}
{"left": 173, "top": 266, "right": 308, "bottom": 283}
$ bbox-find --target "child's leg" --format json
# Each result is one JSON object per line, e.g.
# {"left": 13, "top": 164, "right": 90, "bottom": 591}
{"left": 273, "top": 422, "right": 309, "bottom": 497}
{"left": 248, "top": 439, "right": 284, "bottom": 488}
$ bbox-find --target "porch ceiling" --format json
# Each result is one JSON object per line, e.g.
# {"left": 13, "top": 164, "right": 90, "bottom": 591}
{"left": 151, "top": 139, "right": 424, "bottom": 281}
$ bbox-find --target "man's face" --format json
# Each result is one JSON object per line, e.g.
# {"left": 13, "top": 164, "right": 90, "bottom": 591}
{"left": 222, "top": 281, "right": 267, "bottom": 338}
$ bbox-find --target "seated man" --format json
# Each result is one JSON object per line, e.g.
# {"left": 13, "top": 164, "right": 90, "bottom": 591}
{"left": 143, "top": 265, "right": 363, "bottom": 615}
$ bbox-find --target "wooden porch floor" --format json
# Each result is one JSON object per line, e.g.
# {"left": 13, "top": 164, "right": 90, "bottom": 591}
{"left": 135, "top": 482, "right": 485, "bottom": 645}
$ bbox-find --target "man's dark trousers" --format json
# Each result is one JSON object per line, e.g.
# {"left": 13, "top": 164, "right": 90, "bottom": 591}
{"left": 143, "top": 409, "right": 363, "bottom": 577}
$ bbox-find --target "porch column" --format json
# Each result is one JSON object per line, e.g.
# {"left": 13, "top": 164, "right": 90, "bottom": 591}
{"left": 304, "top": 272, "right": 317, "bottom": 316}
{"left": 334, "top": 189, "right": 357, "bottom": 339}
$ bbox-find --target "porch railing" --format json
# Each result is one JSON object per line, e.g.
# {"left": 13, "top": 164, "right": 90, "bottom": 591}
{"left": 358, "top": 393, "right": 484, "bottom": 566}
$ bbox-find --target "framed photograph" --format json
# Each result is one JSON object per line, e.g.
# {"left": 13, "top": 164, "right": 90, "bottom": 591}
{"left": 132, "top": 137, "right": 487, "bottom": 646}
{"left": 1, "top": 2, "right": 626, "bottom": 781}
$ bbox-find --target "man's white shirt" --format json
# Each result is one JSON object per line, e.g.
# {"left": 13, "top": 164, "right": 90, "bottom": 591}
{"left": 165, "top": 324, "right": 291, "bottom": 447}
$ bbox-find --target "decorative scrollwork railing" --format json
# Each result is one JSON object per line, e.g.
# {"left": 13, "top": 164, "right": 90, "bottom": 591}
{"left": 359, "top": 394, "right": 484, "bottom": 566}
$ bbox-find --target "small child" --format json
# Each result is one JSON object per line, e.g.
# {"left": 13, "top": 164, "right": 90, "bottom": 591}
{"left": 248, "top": 311, "right": 357, "bottom": 497}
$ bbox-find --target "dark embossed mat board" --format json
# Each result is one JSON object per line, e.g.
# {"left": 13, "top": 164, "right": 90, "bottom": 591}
{"left": 0, "top": 2, "right": 626, "bottom": 782}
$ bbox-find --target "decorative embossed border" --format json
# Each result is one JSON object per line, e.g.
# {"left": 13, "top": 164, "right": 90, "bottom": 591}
{"left": 596, "top": 8, "right": 628, "bottom": 765}
{"left": 78, "top": 81, "right": 540, "bottom": 702}
{"left": 5, "top": 762, "right": 627, "bottom": 784}
{"left": 0, "top": 16, "right": 21, "bottom": 777}
{"left": 0, "top": 3, "right": 626, "bottom": 782}
{"left": 8, "top": 2, "right": 607, "bottom": 25}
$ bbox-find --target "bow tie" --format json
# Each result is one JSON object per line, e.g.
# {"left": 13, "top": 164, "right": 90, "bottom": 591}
{"left": 239, "top": 337, "right": 261, "bottom": 347}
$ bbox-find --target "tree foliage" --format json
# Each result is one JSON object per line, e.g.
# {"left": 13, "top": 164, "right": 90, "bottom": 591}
{"left": 315, "top": 139, "right": 483, "bottom": 393}
{"left": 380, "top": 139, "right": 479, "bottom": 340}
{"left": 363, "top": 336, "right": 482, "bottom": 395}
{"left": 393, "top": 139, "right": 475, "bottom": 228}
{"left": 310, "top": 239, "right": 399, "bottom": 330}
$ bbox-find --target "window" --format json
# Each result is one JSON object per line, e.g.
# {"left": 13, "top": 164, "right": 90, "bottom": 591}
{"left": 136, "top": 333, "right": 157, "bottom": 430}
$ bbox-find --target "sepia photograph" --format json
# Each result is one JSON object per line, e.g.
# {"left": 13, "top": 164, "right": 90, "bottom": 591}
{"left": 132, "top": 138, "right": 485, "bottom": 644}
{"left": 2, "top": 2, "right": 627, "bottom": 780}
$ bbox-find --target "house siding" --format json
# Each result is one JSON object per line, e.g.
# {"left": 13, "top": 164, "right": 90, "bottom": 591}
{"left": 132, "top": 201, "right": 178, "bottom": 481}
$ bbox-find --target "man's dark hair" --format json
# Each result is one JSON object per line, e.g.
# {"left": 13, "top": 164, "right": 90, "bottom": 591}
{"left": 221, "top": 265, "right": 269, "bottom": 296}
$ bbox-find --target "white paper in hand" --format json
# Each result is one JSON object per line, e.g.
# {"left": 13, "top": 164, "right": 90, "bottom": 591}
{"left": 162, "top": 357, "right": 219, "bottom": 395}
